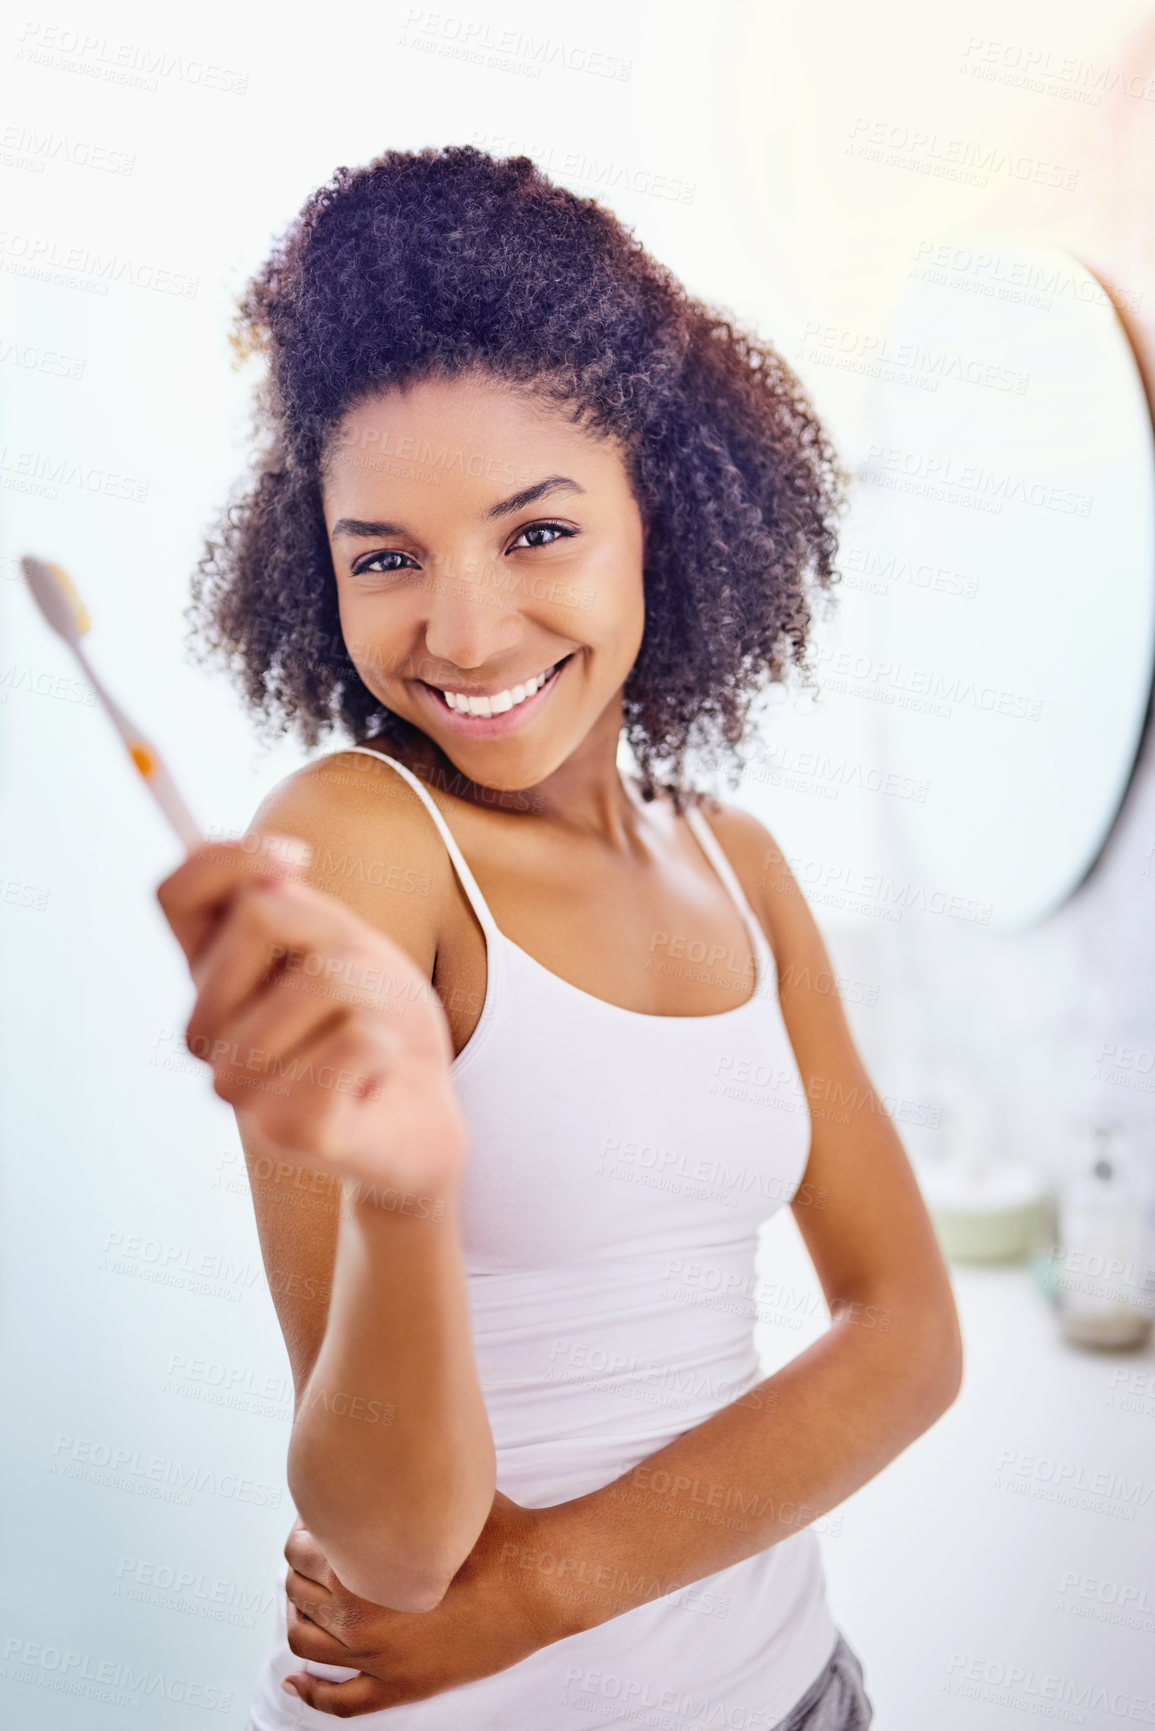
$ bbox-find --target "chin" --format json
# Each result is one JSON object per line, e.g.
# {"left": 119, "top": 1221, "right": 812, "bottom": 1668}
{"left": 439, "top": 743, "right": 560, "bottom": 793}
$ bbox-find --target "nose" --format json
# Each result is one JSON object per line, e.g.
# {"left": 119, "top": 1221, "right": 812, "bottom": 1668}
{"left": 415, "top": 555, "right": 523, "bottom": 684}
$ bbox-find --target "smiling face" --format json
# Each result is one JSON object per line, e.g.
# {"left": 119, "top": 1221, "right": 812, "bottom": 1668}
{"left": 320, "top": 368, "right": 648, "bottom": 795}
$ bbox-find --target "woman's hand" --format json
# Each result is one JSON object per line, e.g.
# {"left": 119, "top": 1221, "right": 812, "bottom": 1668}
{"left": 156, "top": 831, "right": 467, "bottom": 1196}
{"left": 277, "top": 1493, "right": 561, "bottom": 1715}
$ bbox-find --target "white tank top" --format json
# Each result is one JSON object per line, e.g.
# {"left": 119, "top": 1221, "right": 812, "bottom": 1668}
{"left": 249, "top": 748, "right": 838, "bottom": 1730}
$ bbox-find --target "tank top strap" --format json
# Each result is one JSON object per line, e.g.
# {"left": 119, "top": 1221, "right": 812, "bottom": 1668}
{"left": 342, "top": 746, "right": 503, "bottom": 946}
{"left": 682, "top": 800, "right": 776, "bottom": 980}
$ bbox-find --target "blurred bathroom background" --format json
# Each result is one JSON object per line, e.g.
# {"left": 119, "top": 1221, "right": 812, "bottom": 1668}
{"left": 3, "top": 1, "right": 1155, "bottom": 1724}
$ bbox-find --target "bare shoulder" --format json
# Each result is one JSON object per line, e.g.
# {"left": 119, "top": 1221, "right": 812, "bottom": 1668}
{"left": 692, "top": 790, "right": 812, "bottom": 983}
{"left": 248, "top": 747, "right": 455, "bottom": 977}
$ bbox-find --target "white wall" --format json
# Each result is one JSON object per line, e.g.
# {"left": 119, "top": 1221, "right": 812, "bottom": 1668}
{"left": 2, "top": 1, "right": 1154, "bottom": 1725}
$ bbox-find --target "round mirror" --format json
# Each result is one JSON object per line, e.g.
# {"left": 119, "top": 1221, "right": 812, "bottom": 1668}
{"left": 735, "top": 238, "right": 1155, "bottom": 933}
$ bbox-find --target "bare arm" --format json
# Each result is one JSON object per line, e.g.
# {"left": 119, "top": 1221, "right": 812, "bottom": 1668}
{"left": 515, "top": 804, "right": 963, "bottom": 1637}
{"left": 243, "top": 1114, "right": 495, "bottom": 1612}
{"left": 286, "top": 1180, "right": 494, "bottom": 1612}
{"left": 158, "top": 758, "right": 496, "bottom": 1611}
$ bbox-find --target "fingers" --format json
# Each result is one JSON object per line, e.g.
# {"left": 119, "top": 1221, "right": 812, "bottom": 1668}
{"left": 200, "top": 971, "right": 349, "bottom": 1099}
{"left": 282, "top": 1669, "right": 392, "bottom": 1716}
{"left": 182, "top": 875, "right": 424, "bottom": 1126}
{"left": 284, "top": 1521, "right": 335, "bottom": 1587}
{"left": 157, "top": 831, "right": 313, "bottom": 968}
{"left": 285, "top": 1596, "right": 357, "bottom": 1664}
{"left": 285, "top": 1565, "right": 338, "bottom": 1631}
{"left": 184, "top": 877, "right": 367, "bottom": 1061}
{"left": 284, "top": 1584, "right": 380, "bottom": 1675}
{"left": 161, "top": 831, "right": 462, "bottom": 1187}
{"left": 231, "top": 1017, "right": 405, "bottom": 1163}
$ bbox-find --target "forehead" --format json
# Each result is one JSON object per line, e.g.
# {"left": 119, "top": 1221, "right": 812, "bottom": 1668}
{"left": 321, "top": 371, "right": 631, "bottom": 514}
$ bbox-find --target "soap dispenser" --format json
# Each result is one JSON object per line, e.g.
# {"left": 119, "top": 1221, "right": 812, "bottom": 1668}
{"left": 1055, "top": 1124, "right": 1154, "bottom": 1350}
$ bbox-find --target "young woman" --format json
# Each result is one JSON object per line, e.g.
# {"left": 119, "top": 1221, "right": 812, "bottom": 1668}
{"left": 157, "top": 145, "right": 963, "bottom": 1729}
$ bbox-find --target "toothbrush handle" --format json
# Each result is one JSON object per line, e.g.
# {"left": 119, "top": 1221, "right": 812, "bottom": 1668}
{"left": 75, "top": 646, "right": 204, "bottom": 854}
{"left": 136, "top": 756, "right": 205, "bottom": 854}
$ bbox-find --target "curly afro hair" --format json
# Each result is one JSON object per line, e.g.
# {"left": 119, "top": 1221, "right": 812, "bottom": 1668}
{"left": 189, "top": 143, "right": 846, "bottom": 809}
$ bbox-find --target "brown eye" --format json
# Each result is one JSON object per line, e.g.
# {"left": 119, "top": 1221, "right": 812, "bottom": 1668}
{"left": 353, "top": 550, "right": 417, "bottom": 575}
{"left": 508, "top": 522, "right": 575, "bottom": 552}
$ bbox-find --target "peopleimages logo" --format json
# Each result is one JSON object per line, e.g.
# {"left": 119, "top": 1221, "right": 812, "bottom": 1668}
{"left": 0, "top": 229, "right": 198, "bottom": 297}
{"left": 113, "top": 1556, "right": 277, "bottom": 1628}
{"left": 943, "top": 1650, "right": 1155, "bottom": 1721}
{"left": 1, "top": 1636, "right": 233, "bottom": 1713}
{"left": 15, "top": 22, "right": 249, "bottom": 95}
{"left": 50, "top": 1432, "right": 284, "bottom": 1508}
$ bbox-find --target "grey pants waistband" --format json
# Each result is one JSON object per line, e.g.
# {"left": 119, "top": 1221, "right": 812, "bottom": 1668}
{"left": 247, "top": 1633, "right": 874, "bottom": 1731}
{"left": 771, "top": 1631, "right": 873, "bottom": 1730}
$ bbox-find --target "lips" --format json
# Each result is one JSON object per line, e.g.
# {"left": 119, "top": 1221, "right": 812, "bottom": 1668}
{"left": 430, "top": 656, "right": 567, "bottom": 717}
{"left": 418, "top": 653, "right": 575, "bottom": 735}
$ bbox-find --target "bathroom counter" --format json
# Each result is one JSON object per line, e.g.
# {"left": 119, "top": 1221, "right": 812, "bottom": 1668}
{"left": 755, "top": 1213, "right": 1155, "bottom": 1728}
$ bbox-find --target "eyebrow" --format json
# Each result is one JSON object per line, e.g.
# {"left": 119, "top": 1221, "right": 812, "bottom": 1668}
{"left": 330, "top": 475, "right": 585, "bottom": 541}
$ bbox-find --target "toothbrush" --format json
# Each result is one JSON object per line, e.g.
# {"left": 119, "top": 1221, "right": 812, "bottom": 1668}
{"left": 20, "top": 555, "right": 205, "bottom": 853}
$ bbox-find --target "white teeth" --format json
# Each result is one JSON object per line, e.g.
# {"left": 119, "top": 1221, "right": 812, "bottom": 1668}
{"left": 439, "top": 663, "right": 558, "bottom": 717}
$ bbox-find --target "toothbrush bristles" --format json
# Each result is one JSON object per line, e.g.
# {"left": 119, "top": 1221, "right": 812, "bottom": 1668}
{"left": 20, "top": 555, "right": 91, "bottom": 640}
